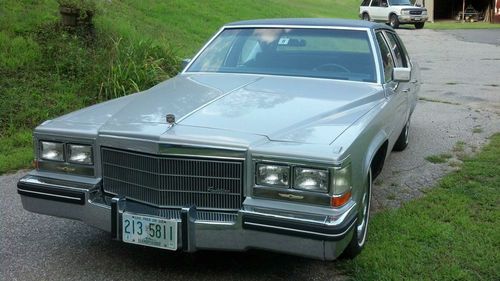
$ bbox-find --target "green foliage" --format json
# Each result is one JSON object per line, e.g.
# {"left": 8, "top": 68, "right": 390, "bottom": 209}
{"left": 341, "top": 134, "right": 500, "bottom": 280}
{"left": 99, "top": 38, "right": 178, "bottom": 100}
{"left": 57, "top": 0, "right": 96, "bottom": 12}
{"left": 0, "top": 31, "right": 41, "bottom": 70}
{"left": 0, "top": 130, "right": 34, "bottom": 174}
{"left": 425, "top": 153, "right": 453, "bottom": 164}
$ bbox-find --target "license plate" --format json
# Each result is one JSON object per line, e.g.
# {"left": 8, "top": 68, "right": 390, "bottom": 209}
{"left": 122, "top": 213, "right": 177, "bottom": 250}
{"left": 414, "top": 17, "right": 421, "bottom": 21}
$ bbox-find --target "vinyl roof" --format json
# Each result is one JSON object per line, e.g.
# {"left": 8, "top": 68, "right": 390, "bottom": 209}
{"left": 225, "top": 18, "right": 391, "bottom": 30}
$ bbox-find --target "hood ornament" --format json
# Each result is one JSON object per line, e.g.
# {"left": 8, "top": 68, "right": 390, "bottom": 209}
{"left": 166, "top": 114, "right": 176, "bottom": 126}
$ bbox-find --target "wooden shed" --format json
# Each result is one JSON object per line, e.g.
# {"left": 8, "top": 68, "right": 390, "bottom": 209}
{"left": 415, "top": 0, "right": 499, "bottom": 23}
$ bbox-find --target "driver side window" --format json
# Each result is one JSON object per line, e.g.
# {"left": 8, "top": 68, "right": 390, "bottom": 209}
{"left": 370, "top": 0, "right": 380, "bottom": 6}
{"left": 376, "top": 32, "right": 395, "bottom": 83}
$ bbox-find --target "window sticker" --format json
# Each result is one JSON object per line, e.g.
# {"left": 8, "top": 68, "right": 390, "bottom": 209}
{"left": 278, "top": 37, "right": 290, "bottom": 45}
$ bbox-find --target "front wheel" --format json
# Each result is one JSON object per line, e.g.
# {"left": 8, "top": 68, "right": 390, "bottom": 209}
{"left": 393, "top": 119, "right": 410, "bottom": 151}
{"left": 415, "top": 22, "right": 425, "bottom": 29}
{"left": 389, "top": 14, "right": 400, "bottom": 28}
{"left": 342, "top": 169, "right": 372, "bottom": 259}
{"left": 362, "top": 13, "right": 370, "bottom": 21}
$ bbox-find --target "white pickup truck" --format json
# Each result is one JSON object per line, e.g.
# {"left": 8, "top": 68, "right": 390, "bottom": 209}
{"left": 359, "top": 0, "right": 428, "bottom": 29}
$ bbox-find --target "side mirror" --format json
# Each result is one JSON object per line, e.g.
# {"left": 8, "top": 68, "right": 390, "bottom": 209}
{"left": 181, "top": 58, "right": 191, "bottom": 69}
{"left": 393, "top": 67, "right": 411, "bottom": 82}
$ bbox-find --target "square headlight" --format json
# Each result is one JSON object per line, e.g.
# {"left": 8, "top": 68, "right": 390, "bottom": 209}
{"left": 68, "top": 144, "right": 93, "bottom": 165}
{"left": 294, "top": 167, "right": 328, "bottom": 193}
{"left": 40, "top": 141, "right": 64, "bottom": 162}
{"left": 256, "top": 164, "right": 290, "bottom": 187}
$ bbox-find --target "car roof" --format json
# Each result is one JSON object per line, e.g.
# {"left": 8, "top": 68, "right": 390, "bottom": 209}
{"left": 225, "top": 18, "right": 392, "bottom": 30}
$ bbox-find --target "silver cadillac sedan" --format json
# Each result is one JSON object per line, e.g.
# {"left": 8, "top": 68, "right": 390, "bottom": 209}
{"left": 17, "top": 18, "right": 419, "bottom": 260}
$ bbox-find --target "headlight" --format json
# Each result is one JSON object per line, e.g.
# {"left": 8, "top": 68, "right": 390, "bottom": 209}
{"left": 40, "top": 141, "right": 64, "bottom": 161}
{"left": 256, "top": 164, "right": 289, "bottom": 187}
{"left": 294, "top": 167, "right": 328, "bottom": 193}
{"left": 68, "top": 144, "right": 93, "bottom": 165}
{"left": 401, "top": 10, "right": 410, "bottom": 15}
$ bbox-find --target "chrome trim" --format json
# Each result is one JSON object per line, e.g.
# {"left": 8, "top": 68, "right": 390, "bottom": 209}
{"left": 182, "top": 27, "right": 225, "bottom": 72}
{"left": 38, "top": 161, "right": 95, "bottom": 177}
{"left": 253, "top": 187, "right": 331, "bottom": 206}
{"left": 182, "top": 72, "right": 380, "bottom": 86}
{"left": 101, "top": 147, "right": 244, "bottom": 211}
{"left": 159, "top": 143, "right": 247, "bottom": 160}
{"left": 223, "top": 24, "right": 371, "bottom": 31}
{"left": 242, "top": 203, "right": 357, "bottom": 226}
{"left": 367, "top": 28, "right": 382, "bottom": 84}
{"left": 252, "top": 154, "right": 342, "bottom": 167}
{"left": 243, "top": 220, "right": 355, "bottom": 238}
{"left": 19, "top": 176, "right": 91, "bottom": 192}
{"left": 17, "top": 188, "right": 82, "bottom": 201}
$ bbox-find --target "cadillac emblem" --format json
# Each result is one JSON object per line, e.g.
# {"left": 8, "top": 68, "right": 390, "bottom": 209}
{"left": 166, "top": 114, "right": 176, "bottom": 125}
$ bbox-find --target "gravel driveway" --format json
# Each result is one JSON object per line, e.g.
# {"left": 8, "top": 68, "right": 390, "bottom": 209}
{"left": 1, "top": 29, "right": 499, "bottom": 281}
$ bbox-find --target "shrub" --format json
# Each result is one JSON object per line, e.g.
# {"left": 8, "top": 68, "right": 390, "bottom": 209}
{"left": 98, "top": 38, "right": 179, "bottom": 101}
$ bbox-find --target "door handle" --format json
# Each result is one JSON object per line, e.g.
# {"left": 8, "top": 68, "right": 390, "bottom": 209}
{"left": 401, "top": 88, "right": 410, "bottom": 93}
{"left": 410, "top": 80, "right": 418, "bottom": 84}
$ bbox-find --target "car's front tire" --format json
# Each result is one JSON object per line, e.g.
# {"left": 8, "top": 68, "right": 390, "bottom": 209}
{"left": 393, "top": 119, "right": 410, "bottom": 151}
{"left": 415, "top": 22, "right": 425, "bottom": 29}
{"left": 362, "top": 13, "right": 370, "bottom": 21}
{"left": 342, "top": 169, "right": 372, "bottom": 259}
{"left": 389, "top": 14, "right": 400, "bottom": 28}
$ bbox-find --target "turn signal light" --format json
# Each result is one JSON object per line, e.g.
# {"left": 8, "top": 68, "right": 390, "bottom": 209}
{"left": 331, "top": 191, "right": 351, "bottom": 207}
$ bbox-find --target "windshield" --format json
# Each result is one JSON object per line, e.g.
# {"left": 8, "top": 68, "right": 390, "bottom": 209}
{"left": 389, "top": 0, "right": 412, "bottom": 5}
{"left": 187, "top": 28, "right": 377, "bottom": 83}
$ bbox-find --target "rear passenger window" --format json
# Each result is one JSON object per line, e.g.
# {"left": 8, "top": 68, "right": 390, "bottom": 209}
{"left": 361, "top": 0, "right": 371, "bottom": 6}
{"left": 376, "top": 32, "right": 395, "bottom": 82}
{"left": 384, "top": 32, "right": 408, "bottom": 67}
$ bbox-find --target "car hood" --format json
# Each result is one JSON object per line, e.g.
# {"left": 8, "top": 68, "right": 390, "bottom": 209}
{"left": 55, "top": 73, "right": 382, "bottom": 145}
{"left": 395, "top": 5, "right": 426, "bottom": 10}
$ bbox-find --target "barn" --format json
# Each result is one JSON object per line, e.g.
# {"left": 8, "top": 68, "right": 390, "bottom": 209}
{"left": 415, "top": 0, "right": 500, "bottom": 23}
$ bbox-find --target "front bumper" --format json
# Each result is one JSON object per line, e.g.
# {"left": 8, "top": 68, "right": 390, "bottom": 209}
{"left": 398, "top": 15, "right": 428, "bottom": 23}
{"left": 17, "top": 173, "right": 357, "bottom": 260}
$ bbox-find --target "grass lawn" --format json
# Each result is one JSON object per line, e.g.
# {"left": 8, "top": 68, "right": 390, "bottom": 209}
{"left": 340, "top": 134, "right": 500, "bottom": 280}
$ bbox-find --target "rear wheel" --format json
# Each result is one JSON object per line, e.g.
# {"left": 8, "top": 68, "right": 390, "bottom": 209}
{"left": 342, "top": 169, "right": 372, "bottom": 259}
{"left": 389, "top": 14, "right": 400, "bottom": 28}
{"left": 362, "top": 13, "right": 370, "bottom": 21}
{"left": 415, "top": 22, "right": 425, "bottom": 29}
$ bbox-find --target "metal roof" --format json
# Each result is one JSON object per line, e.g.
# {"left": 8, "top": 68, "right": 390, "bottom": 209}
{"left": 225, "top": 18, "right": 391, "bottom": 30}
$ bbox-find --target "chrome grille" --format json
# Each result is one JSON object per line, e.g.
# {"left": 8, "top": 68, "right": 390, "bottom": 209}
{"left": 410, "top": 10, "right": 423, "bottom": 15}
{"left": 101, "top": 147, "right": 244, "bottom": 211}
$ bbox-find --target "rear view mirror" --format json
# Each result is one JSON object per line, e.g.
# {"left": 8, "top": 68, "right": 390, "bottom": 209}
{"left": 393, "top": 67, "right": 411, "bottom": 82}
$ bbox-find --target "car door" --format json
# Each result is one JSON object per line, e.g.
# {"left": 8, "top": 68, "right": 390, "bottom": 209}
{"left": 384, "top": 31, "right": 417, "bottom": 116}
{"left": 388, "top": 31, "right": 420, "bottom": 114}
{"left": 375, "top": 31, "right": 409, "bottom": 147}
{"left": 369, "top": 0, "right": 384, "bottom": 20}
